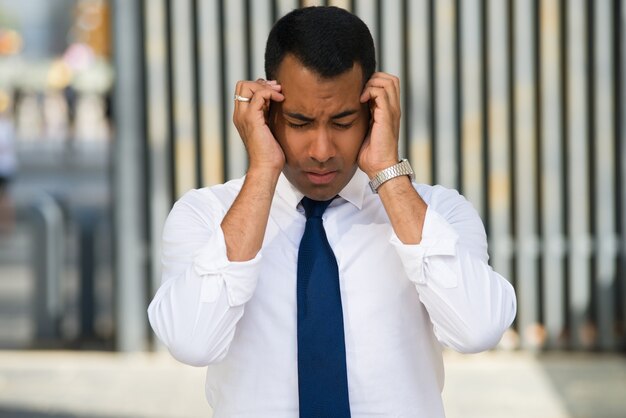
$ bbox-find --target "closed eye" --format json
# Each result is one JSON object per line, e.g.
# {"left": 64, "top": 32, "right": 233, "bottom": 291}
{"left": 334, "top": 121, "right": 354, "bottom": 129}
{"left": 287, "top": 121, "right": 309, "bottom": 129}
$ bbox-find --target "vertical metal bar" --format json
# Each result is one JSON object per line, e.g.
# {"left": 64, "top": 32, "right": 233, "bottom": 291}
{"left": 381, "top": 0, "right": 406, "bottom": 157}
{"left": 407, "top": 0, "right": 432, "bottom": 184}
{"left": 533, "top": 0, "right": 544, "bottom": 332}
{"left": 31, "top": 195, "right": 64, "bottom": 340}
{"left": 540, "top": 0, "right": 566, "bottom": 349}
{"left": 164, "top": 0, "right": 177, "bottom": 204}
{"left": 112, "top": 0, "right": 148, "bottom": 352}
{"left": 244, "top": 1, "right": 253, "bottom": 80}
{"left": 191, "top": 0, "right": 203, "bottom": 189}
{"left": 224, "top": 0, "right": 249, "bottom": 179}
{"left": 513, "top": 0, "right": 541, "bottom": 349}
{"left": 354, "top": 0, "right": 380, "bottom": 68}
{"left": 593, "top": 0, "right": 617, "bottom": 350}
{"left": 566, "top": 0, "right": 592, "bottom": 349}
{"left": 144, "top": 0, "right": 173, "bottom": 350}
{"left": 171, "top": 0, "right": 198, "bottom": 197}
{"left": 250, "top": 0, "right": 273, "bottom": 78}
{"left": 329, "top": 0, "right": 351, "bottom": 9}
{"left": 275, "top": 0, "right": 299, "bottom": 18}
{"left": 218, "top": 0, "right": 229, "bottom": 178}
{"left": 434, "top": 0, "right": 458, "bottom": 189}
{"left": 454, "top": 0, "right": 463, "bottom": 192}
{"left": 429, "top": 0, "right": 437, "bottom": 184}
{"left": 559, "top": 0, "right": 570, "bottom": 349}
{"left": 480, "top": 0, "right": 490, "bottom": 235}
{"left": 487, "top": 0, "right": 514, "bottom": 288}
{"left": 460, "top": 0, "right": 484, "bottom": 217}
{"left": 77, "top": 209, "right": 97, "bottom": 340}
{"left": 614, "top": 2, "right": 626, "bottom": 348}
{"left": 198, "top": 0, "right": 225, "bottom": 186}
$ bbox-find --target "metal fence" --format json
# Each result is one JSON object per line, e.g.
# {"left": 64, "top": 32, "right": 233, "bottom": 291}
{"left": 122, "top": 0, "right": 626, "bottom": 351}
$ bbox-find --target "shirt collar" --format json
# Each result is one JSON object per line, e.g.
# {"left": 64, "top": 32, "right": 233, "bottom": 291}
{"left": 275, "top": 168, "right": 370, "bottom": 210}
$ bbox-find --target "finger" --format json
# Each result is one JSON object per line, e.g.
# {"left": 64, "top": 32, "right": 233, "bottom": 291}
{"left": 361, "top": 75, "right": 400, "bottom": 106}
{"left": 361, "top": 85, "right": 394, "bottom": 114}
{"left": 248, "top": 88, "right": 285, "bottom": 110}
{"left": 361, "top": 85, "right": 400, "bottom": 119}
{"left": 361, "top": 73, "right": 399, "bottom": 96}
{"left": 367, "top": 72, "right": 400, "bottom": 91}
{"left": 234, "top": 82, "right": 282, "bottom": 110}
{"left": 235, "top": 89, "right": 284, "bottom": 123}
{"left": 254, "top": 79, "right": 279, "bottom": 86}
{"left": 233, "top": 88, "right": 285, "bottom": 139}
{"left": 236, "top": 80, "right": 281, "bottom": 97}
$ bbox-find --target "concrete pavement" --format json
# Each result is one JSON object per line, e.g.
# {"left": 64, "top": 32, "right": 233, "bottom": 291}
{"left": 0, "top": 349, "right": 624, "bottom": 418}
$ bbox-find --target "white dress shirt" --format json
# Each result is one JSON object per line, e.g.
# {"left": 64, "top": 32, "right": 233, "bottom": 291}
{"left": 148, "top": 169, "right": 517, "bottom": 418}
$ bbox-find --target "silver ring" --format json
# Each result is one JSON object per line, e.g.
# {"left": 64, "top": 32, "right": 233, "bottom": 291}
{"left": 234, "top": 94, "right": 251, "bottom": 103}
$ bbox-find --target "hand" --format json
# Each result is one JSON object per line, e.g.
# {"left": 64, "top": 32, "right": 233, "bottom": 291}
{"left": 233, "top": 79, "right": 285, "bottom": 173}
{"left": 357, "top": 72, "right": 401, "bottom": 178}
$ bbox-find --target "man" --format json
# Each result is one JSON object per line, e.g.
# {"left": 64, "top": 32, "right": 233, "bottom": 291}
{"left": 148, "top": 6, "right": 516, "bottom": 418}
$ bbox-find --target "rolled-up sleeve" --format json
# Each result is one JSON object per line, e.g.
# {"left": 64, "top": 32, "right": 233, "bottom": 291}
{"left": 391, "top": 187, "right": 517, "bottom": 353}
{"left": 194, "top": 223, "right": 260, "bottom": 306}
{"left": 148, "top": 188, "right": 261, "bottom": 366}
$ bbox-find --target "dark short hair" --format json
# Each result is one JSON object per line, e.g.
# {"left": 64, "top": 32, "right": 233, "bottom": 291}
{"left": 264, "top": 6, "right": 376, "bottom": 84}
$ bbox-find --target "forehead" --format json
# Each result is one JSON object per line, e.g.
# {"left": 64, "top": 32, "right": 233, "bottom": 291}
{"left": 275, "top": 55, "right": 364, "bottom": 116}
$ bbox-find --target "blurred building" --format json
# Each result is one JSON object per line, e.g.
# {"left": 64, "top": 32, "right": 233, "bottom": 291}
{"left": 0, "top": 0, "right": 115, "bottom": 350}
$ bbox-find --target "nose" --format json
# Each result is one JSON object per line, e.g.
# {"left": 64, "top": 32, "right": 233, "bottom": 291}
{"left": 308, "top": 127, "right": 335, "bottom": 163}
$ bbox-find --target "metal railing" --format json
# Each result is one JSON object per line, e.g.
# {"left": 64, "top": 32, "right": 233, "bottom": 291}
{"left": 126, "top": 0, "right": 626, "bottom": 351}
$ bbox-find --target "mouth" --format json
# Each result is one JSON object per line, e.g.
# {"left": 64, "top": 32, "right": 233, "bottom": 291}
{"left": 305, "top": 170, "right": 338, "bottom": 185}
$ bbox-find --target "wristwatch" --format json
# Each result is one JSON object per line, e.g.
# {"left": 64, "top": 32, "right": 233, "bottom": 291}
{"left": 368, "top": 159, "right": 415, "bottom": 193}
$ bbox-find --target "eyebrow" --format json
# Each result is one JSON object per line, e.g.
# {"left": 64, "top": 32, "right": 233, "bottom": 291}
{"left": 283, "top": 109, "right": 359, "bottom": 122}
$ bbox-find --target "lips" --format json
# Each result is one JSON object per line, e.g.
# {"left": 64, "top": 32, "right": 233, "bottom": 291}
{"left": 305, "top": 170, "right": 338, "bottom": 185}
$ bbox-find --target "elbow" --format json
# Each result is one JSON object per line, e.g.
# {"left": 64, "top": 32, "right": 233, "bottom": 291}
{"left": 150, "top": 321, "right": 232, "bottom": 367}
{"left": 453, "top": 278, "right": 518, "bottom": 354}
{"left": 167, "top": 339, "right": 229, "bottom": 367}
{"left": 451, "top": 325, "right": 508, "bottom": 354}
{"left": 148, "top": 301, "right": 231, "bottom": 367}
{"left": 446, "top": 304, "right": 517, "bottom": 354}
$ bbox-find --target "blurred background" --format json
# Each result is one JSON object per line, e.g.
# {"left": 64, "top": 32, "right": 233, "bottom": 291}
{"left": 0, "top": 0, "right": 624, "bottom": 417}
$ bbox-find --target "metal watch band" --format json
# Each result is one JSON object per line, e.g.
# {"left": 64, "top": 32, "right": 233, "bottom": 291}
{"left": 368, "top": 159, "right": 415, "bottom": 193}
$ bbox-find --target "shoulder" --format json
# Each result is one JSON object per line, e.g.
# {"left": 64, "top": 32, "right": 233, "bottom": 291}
{"left": 166, "top": 177, "right": 245, "bottom": 229}
{"left": 415, "top": 183, "right": 488, "bottom": 257}
{"left": 415, "top": 183, "right": 468, "bottom": 215}
{"left": 175, "top": 177, "right": 244, "bottom": 210}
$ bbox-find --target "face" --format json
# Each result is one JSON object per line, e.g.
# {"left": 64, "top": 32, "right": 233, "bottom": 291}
{"left": 269, "top": 55, "right": 370, "bottom": 201}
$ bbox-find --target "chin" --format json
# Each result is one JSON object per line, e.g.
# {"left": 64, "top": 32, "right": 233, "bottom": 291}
{"left": 297, "top": 183, "right": 335, "bottom": 201}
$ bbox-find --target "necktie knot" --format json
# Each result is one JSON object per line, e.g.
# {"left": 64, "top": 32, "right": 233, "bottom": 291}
{"left": 301, "top": 196, "right": 334, "bottom": 219}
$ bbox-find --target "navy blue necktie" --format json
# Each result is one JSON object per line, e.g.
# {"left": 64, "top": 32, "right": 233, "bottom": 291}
{"left": 297, "top": 197, "right": 351, "bottom": 418}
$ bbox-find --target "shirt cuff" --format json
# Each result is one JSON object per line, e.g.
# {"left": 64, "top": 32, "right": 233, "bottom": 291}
{"left": 390, "top": 206, "right": 459, "bottom": 288}
{"left": 193, "top": 223, "right": 261, "bottom": 307}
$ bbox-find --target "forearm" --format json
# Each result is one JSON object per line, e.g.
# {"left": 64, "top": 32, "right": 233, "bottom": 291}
{"left": 377, "top": 175, "right": 428, "bottom": 245}
{"left": 389, "top": 190, "right": 517, "bottom": 353}
{"left": 221, "top": 167, "right": 281, "bottom": 261}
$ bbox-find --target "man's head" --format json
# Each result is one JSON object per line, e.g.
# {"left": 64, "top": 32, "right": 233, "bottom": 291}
{"left": 265, "top": 7, "right": 376, "bottom": 201}
{"left": 265, "top": 6, "right": 376, "bottom": 84}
